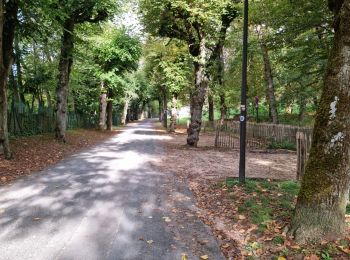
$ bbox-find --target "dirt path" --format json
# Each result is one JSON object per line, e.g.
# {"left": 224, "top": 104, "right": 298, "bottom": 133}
{"left": 155, "top": 127, "right": 298, "bottom": 185}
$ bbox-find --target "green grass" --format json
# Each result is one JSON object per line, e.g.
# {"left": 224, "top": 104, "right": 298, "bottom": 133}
{"left": 177, "top": 117, "right": 191, "bottom": 126}
{"left": 267, "top": 139, "right": 296, "bottom": 151}
{"left": 272, "top": 236, "right": 285, "bottom": 245}
{"left": 221, "top": 179, "right": 301, "bottom": 227}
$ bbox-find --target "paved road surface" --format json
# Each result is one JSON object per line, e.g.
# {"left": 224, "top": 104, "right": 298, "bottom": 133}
{"left": 0, "top": 120, "right": 224, "bottom": 260}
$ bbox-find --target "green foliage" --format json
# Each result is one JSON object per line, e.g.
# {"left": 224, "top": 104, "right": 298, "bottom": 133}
{"left": 272, "top": 236, "right": 285, "bottom": 245}
{"left": 91, "top": 26, "right": 142, "bottom": 74}
{"left": 267, "top": 139, "right": 296, "bottom": 150}
{"left": 143, "top": 38, "right": 192, "bottom": 101}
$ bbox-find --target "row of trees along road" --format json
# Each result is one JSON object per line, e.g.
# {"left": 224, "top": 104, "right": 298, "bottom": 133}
{"left": 0, "top": 0, "right": 349, "bottom": 245}
{"left": 140, "top": 0, "right": 350, "bottom": 244}
{"left": 0, "top": 0, "right": 147, "bottom": 159}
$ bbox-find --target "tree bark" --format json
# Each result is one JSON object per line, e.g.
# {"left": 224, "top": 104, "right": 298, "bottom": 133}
{"left": 148, "top": 103, "right": 152, "bottom": 118}
{"left": 55, "top": 18, "right": 75, "bottom": 142}
{"left": 139, "top": 101, "right": 146, "bottom": 120}
{"left": 298, "top": 98, "right": 306, "bottom": 123}
{"left": 98, "top": 82, "right": 107, "bottom": 130}
{"left": 0, "top": 0, "right": 18, "bottom": 159}
{"left": 289, "top": 0, "right": 350, "bottom": 244}
{"left": 158, "top": 98, "right": 163, "bottom": 123}
{"left": 10, "top": 67, "right": 20, "bottom": 106}
{"left": 162, "top": 87, "right": 167, "bottom": 128}
{"left": 219, "top": 93, "right": 227, "bottom": 124}
{"left": 45, "top": 90, "right": 52, "bottom": 109}
{"left": 169, "top": 93, "right": 178, "bottom": 132}
{"left": 14, "top": 33, "right": 23, "bottom": 101}
{"left": 121, "top": 99, "right": 129, "bottom": 125}
{"left": 187, "top": 40, "right": 208, "bottom": 147}
{"left": 260, "top": 42, "right": 279, "bottom": 124}
{"left": 208, "top": 93, "right": 214, "bottom": 122}
{"left": 106, "top": 99, "right": 113, "bottom": 131}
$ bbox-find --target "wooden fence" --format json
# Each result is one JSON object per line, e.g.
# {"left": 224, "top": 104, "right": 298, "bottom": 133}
{"left": 215, "top": 121, "right": 312, "bottom": 149}
{"left": 214, "top": 120, "right": 314, "bottom": 179}
{"left": 296, "top": 130, "right": 313, "bottom": 180}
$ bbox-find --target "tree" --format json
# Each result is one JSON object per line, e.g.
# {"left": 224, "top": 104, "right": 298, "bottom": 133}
{"left": 0, "top": 0, "right": 18, "bottom": 159}
{"left": 140, "top": 0, "right": 237, "bottom": 146}
{"left": 289, "top": 0, "right": 350, "bottom": 244}
{"left": 54, "top": 1, "right": 116, "bottom": 142}
{"left": 90, "top": 26, "right": 142, "bottom": 129}
{"left": 144, "top": 38, "right": 192, "bottom": 131}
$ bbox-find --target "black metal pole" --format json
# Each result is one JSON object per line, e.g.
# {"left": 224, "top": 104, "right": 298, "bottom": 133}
{"left": 239, "top": 0, "right": 249, "bottom": 184}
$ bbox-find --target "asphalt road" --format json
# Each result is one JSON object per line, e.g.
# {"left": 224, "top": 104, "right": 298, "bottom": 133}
{"left": 0, "top": 120, "right": 224, "bottom": 260}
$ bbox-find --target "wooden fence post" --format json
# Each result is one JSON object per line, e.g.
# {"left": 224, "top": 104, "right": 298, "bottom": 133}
{"left": 296, "top": 131, "right": 307, "bottom": 181}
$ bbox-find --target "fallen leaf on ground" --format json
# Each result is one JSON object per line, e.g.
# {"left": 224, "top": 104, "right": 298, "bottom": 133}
{"left": 162, "top": 217, "right": 171, "bottom": 222}
{"left": 200, "top": 255, "right": 209, "bottom": 260}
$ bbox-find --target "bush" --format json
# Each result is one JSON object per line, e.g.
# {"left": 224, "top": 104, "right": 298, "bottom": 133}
{"left": 267, "top": 139, "right": 296, "bottom": 150}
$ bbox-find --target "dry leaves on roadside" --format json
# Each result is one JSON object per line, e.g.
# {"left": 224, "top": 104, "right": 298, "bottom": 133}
{"left": 0, "top": 129, "right": 118, "bottom": 184}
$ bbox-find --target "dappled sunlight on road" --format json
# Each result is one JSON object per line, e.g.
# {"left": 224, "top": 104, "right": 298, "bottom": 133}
{"left": 0, "top": 120, "right": 183, "bottom": 260}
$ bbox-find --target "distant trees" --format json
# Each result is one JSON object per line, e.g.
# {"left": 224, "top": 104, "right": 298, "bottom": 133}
{"left": 90, "top": 27, "right": 142, "bottom": 130}
{"left": 143, "top": 38, "right": 192, "bottom": 131}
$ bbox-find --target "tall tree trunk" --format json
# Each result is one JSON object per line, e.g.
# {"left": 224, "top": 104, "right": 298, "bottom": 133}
{"left": 298, "top": 98, "right": 306, "bottom": 123}
{"left": 169, "top": 93, "right": 178, "bottom": 132}
{"left": 158, "top": 98, "right": 163, "bottom": 122}
{"left": 45, "top": 90, "right": 52, "bottom": 109}
{"left": 148, "top": 103, "right": 152, "bottom": 118}
{"left": 289, "top": 0, "right": 350, "bottom": 244}
{"left": 98, "top": 82, "right": 107, "bottom": 130}
{"left": 14, "top": 33, "right": 23, "bottom": 104}
{"left": 208, "top": 93, "right": 214, "bottom": 123}
{"left": 0, "top": 0, "right": 18, "bottom": 159}
{"left": 219, "top": 93, "right": 227, "bottom": 124}
{"left": 187, "top": 40, "right": 208, "bottom": 147}
{"left": 55, "top": 18, "right": 74, "bottom": 142}
{"left": 10, "top": 67, "right": 20, "bottom": 106}
{"left": 260, "top": 42, "right": 278, "bottom": 124}
{"left": 121, "top": 99, "right": 129, "bottom": 125}
{"left": 162, "top": 87, "right": 167, "bottom": 128}
{"left": 139, "top": 101, "right": 146, "bottom": 120}
{"left": 106, "top": 99, "right": 113, "bottom": 131}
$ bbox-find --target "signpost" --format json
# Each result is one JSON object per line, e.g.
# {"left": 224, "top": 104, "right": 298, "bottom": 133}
{"left": 239, "top": 0, "right": 249, "bottom": 184}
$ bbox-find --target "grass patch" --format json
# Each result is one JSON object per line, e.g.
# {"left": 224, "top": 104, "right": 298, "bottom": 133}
{"left": 267, "top": 139, "right": 296, "bottom": 151}
{"left": 272, "top": 236, "right": 285, "bottom": 245}
{"left": 205, "top": 178, "right": 350, "bottom": 259}
{"left": 224, "top": 179, "right": 300, "bottom": 226}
